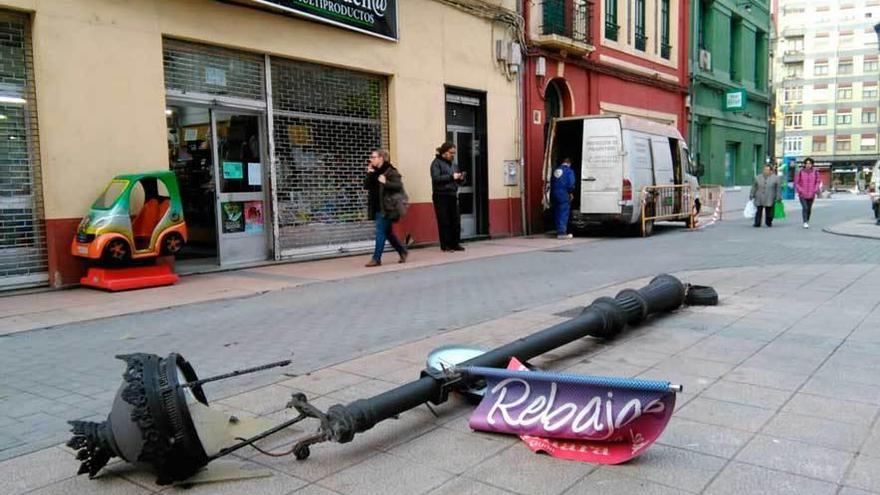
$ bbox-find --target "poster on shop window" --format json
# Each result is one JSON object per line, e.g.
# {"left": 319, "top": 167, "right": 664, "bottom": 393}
{"left": 244, "top": 201, "right": 264, "bottom": 233}
{"left": 221, "top": 202, "right": 245, "bottom": 233}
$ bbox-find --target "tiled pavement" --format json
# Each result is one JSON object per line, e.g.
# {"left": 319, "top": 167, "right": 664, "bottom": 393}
{"left": 3, "top": 263, "right": 880, "bottom": 495}
{"left": 826, "top": 217, "right": 880, "bottom": 240}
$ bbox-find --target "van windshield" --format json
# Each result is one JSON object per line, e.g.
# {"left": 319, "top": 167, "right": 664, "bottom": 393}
{"left": 93, "top": 180, "right": 129, "bottom": 209}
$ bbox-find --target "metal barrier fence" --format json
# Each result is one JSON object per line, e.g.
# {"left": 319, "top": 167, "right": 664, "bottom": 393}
{"left": 639, "top": 184, "right": 724, "bottom": 237}
{"left": 697, "top": 185, "right": 724, "bottom": 224}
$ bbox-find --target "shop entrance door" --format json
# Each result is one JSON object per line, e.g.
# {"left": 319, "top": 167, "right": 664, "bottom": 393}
{"left": 212, "top": 111, "right": 270, "bottom": 265}
{"left": 724, "top": 144, "right": 738, "bottom": 187}
{"left": 445, "top": 91, "right": 488, "bottom": 239}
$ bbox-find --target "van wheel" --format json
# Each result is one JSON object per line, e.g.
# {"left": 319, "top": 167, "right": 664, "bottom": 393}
{"left": 161, "top": 232, "right": 185, "bottom": 255}
{"left": 102, "top": 239, "right": 131, "bottom": 266}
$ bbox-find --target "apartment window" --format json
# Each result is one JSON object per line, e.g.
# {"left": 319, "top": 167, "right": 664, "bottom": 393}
{"left": 865, "top": 86, "right": 879, "bottom": 100}
{"left": 698, "top": 0, "right": 711, "bottom": 49}
{"left": 756, "top": 31, "right": 768, "bottom": 89}
{"left": 863, "top": 109, "right": 878, "bottom": 124}
{"left": 837, "top": 112, "right": 852, "bottom": 125}
{"left": 660, "top": 0, "right": 671, "bottom": 59}
{"left": 605, "top": 0, "right": 619, "bottom": 41}
{"left": 784, "top": 86, "right": 803, "bottom": 102}
{"left": 838, "top": 61, "right": 853, "bottom": 74}
{"left": 866, "top": 60, "right": 879, "bottom": 72}
{"left": 634, "top": 0, "right": 647, "bottom": 51}
{"left": 863, "top": 135, "right": 877, "bottom": 151}
{"left": 730, "top": 18, "right": 742, "bottom": 80}
{"left": 840, "top": 31, "right": 854, "bottom": 45}
{"left": 814, "top": 62, "right": 828, "bottom": 75}
{"left": 836, "top": 137, "right": 851, "bottom": 151}
{"left": 813, "top": 113, "right": 828, "bottom": 126}
{"left": 787, "top": 36, "right": 804, "bottom": 52}
{"left": 784, "top": 136, "right": 803, "bottom": 153}
{"left": 784, "top": 112, "right": 803, "bottom": 128}
{"left": 837, "top": 87, "right": 853, "bottom": 100}
{"left": 785, "top": 63, "right": 804, "bottom": 78}
{"left": 813, "top": 138, "right": 827, "bottom": 151}
{"left": 784, "top": 5, "right": 805, "bottom": 14}
{"left": 813, "top": 84, "right": 829, "bottom": 100}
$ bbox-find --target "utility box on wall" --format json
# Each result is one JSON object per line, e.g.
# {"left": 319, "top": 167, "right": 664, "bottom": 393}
{"left": 503, "top": 160, "right": 519, "bottom": 186}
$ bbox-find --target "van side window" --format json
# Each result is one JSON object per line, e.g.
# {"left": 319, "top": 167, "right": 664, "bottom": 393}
{"left": 680, "top": 146, "right": 693, "bottom": 175}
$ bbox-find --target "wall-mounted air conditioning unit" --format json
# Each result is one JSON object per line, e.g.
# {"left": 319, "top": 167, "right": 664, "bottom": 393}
{"left": 699, "top": 49, "right": 712, "bottom": 70}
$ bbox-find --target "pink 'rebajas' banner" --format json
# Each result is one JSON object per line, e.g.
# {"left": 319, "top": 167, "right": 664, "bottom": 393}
{"left": 468, "top": 358, "right": 677, "bottom": 464}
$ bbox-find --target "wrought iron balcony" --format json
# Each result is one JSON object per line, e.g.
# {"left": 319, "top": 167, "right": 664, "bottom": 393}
{"left": 635, "top": 26, "right": 647, "bottom": 52}
{"left": 661, "top": 43, "right": 671, "bottom": 60}
{"left": 536, "top": 0, "right": 594, "bottom": 54}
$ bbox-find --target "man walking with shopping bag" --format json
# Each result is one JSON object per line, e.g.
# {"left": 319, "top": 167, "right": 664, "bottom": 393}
{"left": 750, "top": 164, "right": 782, "bottom": 228}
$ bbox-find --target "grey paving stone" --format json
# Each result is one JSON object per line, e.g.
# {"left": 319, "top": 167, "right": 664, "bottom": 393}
{"left": 657, "top": 418, "right": 752, "bottom": 458}
{"left": 318, "top": 452, "right": 451, "bottom": 495}
{"left": 563, "top": 468, "right": 690, "bottom": 495}
{"left": 676, "top": 398, "right": 775, "bottom": 432}
{"left": 390, "top": 427, "right": 510, "bottom": 475}
{"left": 782, "top": 393, "right": 880, "bottom": 427}
{"left": 844, "top": 455, "right": 880, "bottom": 492}
{"left": 292, "top": 485, "right": 344, "bottom": 495}
{"left": 678, "top": 336, "right": 764, "bottom": 364}
{"left": 800, "top": 377, "right": 880, "bottom": 406}
{"left": 736, "top": 435, "right": 854, "bottom": 483}
{"left": 652, "top": 356, "right": 736, "bottom": 379}
{"left": 611, "top": 444, "right": 726, "bottom": 493}
{"left": 704, "top": 462, "right": 838, "bottom": 495}
{"left": 838, "top": 488, "right": 880, "bottom": 495}
{"left": 762, "top": 412, "right": 870, "bottom": 452}
{"left": 464, "top": 444, "right": 594, "bottom": 495}
{"left": 0, "top": 447, "right": 77, "bottom": 495}
{"left": 427, "top": 478, "right": 516, "bottom": 495}
{"left": 637, "top": 369, "right": 716, "bottom": 396}
{"left": 862, "top": 425, "right": 880, "bottom": 457}
{"left": 701, "top": 380, "right": 793, "bottom": 409}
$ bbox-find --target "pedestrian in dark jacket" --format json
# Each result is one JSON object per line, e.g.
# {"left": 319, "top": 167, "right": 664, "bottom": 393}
{"left": 794, "top": 157, "right": 821, "bottom": 228}
{"left": 431, "top": 142, "right": 465, "bottom": 252}
{"left": 364, "top": 149, "right": 407, "bottom": 267}
{"left": 750, "top": 164, "right": 782, "bottom": 227}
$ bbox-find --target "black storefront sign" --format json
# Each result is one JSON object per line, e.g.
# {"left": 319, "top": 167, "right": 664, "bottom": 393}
{"left": 230, "top": 0, "right": 398, "bottom": 41}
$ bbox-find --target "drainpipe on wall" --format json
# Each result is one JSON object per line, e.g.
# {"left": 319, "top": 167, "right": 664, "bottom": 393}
{"left": 519, "top": 0, "right": 529, "bottom": 235}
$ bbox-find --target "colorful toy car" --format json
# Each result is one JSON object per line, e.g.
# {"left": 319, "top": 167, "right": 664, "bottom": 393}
{"left": 71, "top": 172, "right": 188, "bottom": 265}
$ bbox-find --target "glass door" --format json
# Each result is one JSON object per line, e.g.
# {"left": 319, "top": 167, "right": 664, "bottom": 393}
{"left": 212, "top": 111, "right": 270, "bottom": 265}
{"left": 446, "top": 128, "right": 477, "bottom": 238}
{"left": 724, "top": 144, "right": 737, "bottom": 188}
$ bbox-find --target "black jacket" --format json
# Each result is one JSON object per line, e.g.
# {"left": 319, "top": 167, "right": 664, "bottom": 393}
{"left": 430, "top": 155, "right": 459, "bottom": 195}
{"left": 364, "top": 162, "right": 406, "bottom": 219}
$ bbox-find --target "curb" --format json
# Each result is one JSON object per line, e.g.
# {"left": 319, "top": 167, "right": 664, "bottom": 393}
{"left": 822, "top": 226, "right": 880, "bottom": 241}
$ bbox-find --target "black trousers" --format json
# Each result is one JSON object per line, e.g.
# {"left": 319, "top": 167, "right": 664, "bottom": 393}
{"left": 432, "top": 193, "right": 461, "bottom": 250}
{"left": 799, "top": 198, "right": 814, "bottom": 223}
{"left": 754, "top": 205, "right": 775, "bottom": 227}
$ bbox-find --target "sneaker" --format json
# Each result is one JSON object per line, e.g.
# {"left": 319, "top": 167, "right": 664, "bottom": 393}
{"left": 557, "top": 234, "right": 573, "bottom": 239}
{"left": 365, "top": 259, "right": 381, "bottom": 267}
{"left": 803, "top": 222, "right": 809, "bottom": 229}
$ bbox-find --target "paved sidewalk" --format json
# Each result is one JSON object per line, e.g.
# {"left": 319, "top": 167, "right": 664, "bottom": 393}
{"left": 825, "top": 218, "right": 880, "bottom": 240}
{"left": 3, "top": 263, "right": 879, "bottom": 495}
{"left": 0, "top": 236, "right": 595, "bottom": 336}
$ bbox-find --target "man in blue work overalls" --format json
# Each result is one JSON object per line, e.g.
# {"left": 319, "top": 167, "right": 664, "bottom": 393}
{"left": 551, "top": 157, "right": 576, "bottom": 239}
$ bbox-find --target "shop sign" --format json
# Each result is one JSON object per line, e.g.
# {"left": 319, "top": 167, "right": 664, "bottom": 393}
{"left": 723, "top": 88, "right": 747, "bottom": 112}
{"left": 229, "top": 0, "right": 399, "bottom": 41}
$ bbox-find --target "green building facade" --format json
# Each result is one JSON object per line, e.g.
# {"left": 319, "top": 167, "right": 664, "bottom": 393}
{"left": 690, "top": 0, "right": 771, "bottom": 187}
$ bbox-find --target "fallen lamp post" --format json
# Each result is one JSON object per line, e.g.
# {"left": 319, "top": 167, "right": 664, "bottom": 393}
{"left": 69, "top": 273, "right": 711, "bottom": 484}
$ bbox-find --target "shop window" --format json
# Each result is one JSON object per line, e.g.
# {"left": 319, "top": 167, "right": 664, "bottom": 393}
{"left": 837, "top": 113, "right": 852, "bottom": 125}
{"left": 163, "top": 39, "right": 265, "bottom": 101}
{"left": 813, "top": 114, "right": 827, "bottom": 126}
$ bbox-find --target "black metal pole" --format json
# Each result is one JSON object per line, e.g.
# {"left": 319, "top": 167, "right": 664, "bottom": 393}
{"left": 316, "top": 274, "right": 686, "bottom": 446}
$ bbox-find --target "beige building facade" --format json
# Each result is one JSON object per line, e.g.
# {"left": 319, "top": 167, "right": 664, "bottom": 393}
{"left": 0, "top": 0, "right": 523, "bottom": 288}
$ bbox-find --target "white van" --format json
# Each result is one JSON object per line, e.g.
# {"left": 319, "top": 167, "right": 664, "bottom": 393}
{"left": 543, "top": 115, "right": 700, "bottom": 235}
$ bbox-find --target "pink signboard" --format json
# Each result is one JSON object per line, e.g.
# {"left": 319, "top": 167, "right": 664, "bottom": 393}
{"left": 468, "top": 359, "right": 677, "bottom": 464}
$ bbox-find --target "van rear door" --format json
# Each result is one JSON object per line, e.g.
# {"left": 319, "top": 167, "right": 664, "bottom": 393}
{"left": 580, "top": 118, "right": 622, "bottom": 214}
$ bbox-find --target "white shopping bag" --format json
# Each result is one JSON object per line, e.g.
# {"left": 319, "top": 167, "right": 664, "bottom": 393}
{"left": 743, "top": 200, "right": 757, "bottom": 218}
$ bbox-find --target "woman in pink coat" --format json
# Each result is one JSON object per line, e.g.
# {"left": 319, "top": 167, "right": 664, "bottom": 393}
{"left": 795, "top": 157, "right": 821, "bottom": 228}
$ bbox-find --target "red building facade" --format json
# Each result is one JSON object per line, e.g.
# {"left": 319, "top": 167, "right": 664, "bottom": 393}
{"left": 522, "top": 0, "right": 690, "bottom": 231}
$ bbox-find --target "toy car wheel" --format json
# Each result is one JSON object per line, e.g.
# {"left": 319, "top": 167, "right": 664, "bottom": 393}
{"left": 103, "top": 239, "right": 131, "bottom": 265}
{"left": 161, "top": 233, "right": 184, "bottom": 255}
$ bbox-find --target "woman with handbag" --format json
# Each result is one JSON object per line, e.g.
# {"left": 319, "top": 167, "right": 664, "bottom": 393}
{"left": 364, "top": 149, "right": 408, "bottom": 267}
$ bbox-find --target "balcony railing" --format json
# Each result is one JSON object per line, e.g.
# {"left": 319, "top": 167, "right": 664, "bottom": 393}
{"left": 660, "top": 43, "right": 671, "bottom": 59}
{"left": 540, "top": 0, "right": 593, "bottom": 47}
{"left": 635, "top": 26, "right": 647, "bottom": 51}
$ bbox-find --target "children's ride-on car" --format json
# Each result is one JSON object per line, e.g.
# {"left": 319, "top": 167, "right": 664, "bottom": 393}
{"left": 71, "top": 172, "right": 188, "bottom": 266}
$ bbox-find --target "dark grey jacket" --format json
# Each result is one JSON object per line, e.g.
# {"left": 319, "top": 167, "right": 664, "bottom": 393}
{"left": 750, "top": 174, "right": 782, "bottom": 207}
{"left": 430, "top": 156, "right": 459, "bottom": 195}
